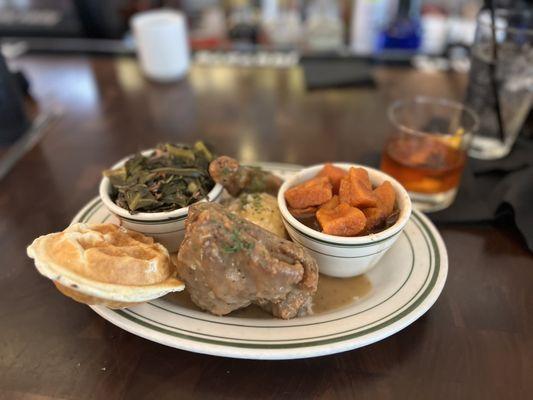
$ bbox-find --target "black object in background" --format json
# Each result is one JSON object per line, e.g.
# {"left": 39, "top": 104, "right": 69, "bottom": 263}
{"left": 0, "top": 0, "right": 82, "bottom": 38}
{"left": 301, "top": 56, "right": 375, "bottom": 90}
{"left": 430, "top": 138, "right": 533, "bottom": 253}
{"left": 358, "top": 138, "right": 533, "bottom": 253}
{"left": 0, "top": 53, "right": 29, "bottom": 145}
{"left": 0, "top": 0, "right": 153, "bottom": 39}
{"left": 73, "top": 0, "right": 129, "bottom": 39}
{"left": 522, "top": 109, "right": 533, "bottom": 140}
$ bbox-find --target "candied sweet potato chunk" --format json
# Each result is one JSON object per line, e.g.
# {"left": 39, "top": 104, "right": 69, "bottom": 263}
{"left": 316, "top": 164, "right": 347, "bottom": 193}
{"left": 339, "top": 167, "right": 377, "bottom": 208}
{"left": 285, "top": 176, "right": 332, "bottom": 209}
{"left": 316, "top": 203, "right": 366, "bottom": 236}
{"left": 318, "top": 195, "right": 339, "bottom": 211}
{"left": 375, "top": 181, "right": 396, "bottom": 215}
{"left": 288, "top": 205, "right": 318, "bottom": 218}
{"left": 362, "top": 207, "right": 383, "bottom": 232}
{"left": 350, "top": 167, "right": 372, "bottom": 190}
{"left": 363, "top": 181, "right": 397, "bottom": 231}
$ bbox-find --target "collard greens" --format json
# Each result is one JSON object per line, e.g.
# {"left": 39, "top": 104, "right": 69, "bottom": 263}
{"left": 104, "top": 142, "right": 215, "bottom": 213}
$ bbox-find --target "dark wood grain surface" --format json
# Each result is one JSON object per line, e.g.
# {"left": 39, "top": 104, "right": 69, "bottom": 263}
{"left": 1, "top": 55, "right": 531, "bottom": 400}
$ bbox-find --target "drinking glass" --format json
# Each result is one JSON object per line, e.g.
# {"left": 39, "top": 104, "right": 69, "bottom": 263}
{"left": 380, "top": 97, "right": 479, "bottom": 212}
{"left": 465, "top": 8, "right": 533, "bottom": 160}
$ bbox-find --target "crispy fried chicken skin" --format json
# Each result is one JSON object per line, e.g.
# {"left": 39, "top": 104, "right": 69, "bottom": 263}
{"left": 208, "top": 156, "right": 283, "bottom": 196}
{"left": 176, "top": 203, "right": 319, "bottom": 319}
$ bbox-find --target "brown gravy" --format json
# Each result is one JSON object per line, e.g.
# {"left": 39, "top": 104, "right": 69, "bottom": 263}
{"left": 313, "top": 274, "right": 372, "bottom": 313}
{"left": 164, "top": 274, "right": 372, "bottom": 318}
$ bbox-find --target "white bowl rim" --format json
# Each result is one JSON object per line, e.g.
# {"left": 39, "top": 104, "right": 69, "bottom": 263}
{"left": 277, "top": 163, "right": 412, "bottom": 245}
{"left": 99, "top": 149, "right": 224, "bottom": 221}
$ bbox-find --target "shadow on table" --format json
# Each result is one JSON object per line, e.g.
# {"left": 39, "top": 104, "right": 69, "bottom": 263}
{"left": 85, "top": 313, "right": 429, "bottom": 399}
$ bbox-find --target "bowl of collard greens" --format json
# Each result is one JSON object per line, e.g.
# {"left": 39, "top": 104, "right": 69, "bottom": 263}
{"left": 99, "top": 142, "right": 223, "bottom": 251}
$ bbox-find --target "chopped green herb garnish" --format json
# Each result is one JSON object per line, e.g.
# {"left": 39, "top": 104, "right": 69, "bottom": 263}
{"left": 222, "top": 228, "right": 255, "bottom": 253}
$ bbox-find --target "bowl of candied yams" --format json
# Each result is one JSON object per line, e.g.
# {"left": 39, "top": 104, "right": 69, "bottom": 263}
{"left": 278, "top": 163, "right": 412, "bottom": 277}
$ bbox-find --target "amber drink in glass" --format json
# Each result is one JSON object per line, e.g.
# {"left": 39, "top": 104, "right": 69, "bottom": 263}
{"left": 381, "top": 97, "right": 479, "bottom": 212}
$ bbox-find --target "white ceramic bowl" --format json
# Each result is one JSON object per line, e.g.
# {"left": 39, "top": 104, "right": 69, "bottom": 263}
{"left": 278, "top": 163, "right": 412, "bottom": 278}
{"left": 99, "top": 150, "right": 223, "bottom": 252}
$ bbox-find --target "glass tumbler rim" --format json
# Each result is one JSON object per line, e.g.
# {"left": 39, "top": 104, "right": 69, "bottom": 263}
{"left": 387, "top": 96, "right": 480, "bottom": 138}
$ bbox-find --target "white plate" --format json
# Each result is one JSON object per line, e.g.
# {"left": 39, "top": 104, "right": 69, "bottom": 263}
{"left": 72, "top": 163, "right": 448, "bottom": 360}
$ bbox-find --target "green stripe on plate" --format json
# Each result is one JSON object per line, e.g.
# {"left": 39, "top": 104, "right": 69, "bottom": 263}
{"left": 145, "top": 228, "right": 414, "bottom": 329}
{"left": 106, "top": 212, "right": 438, "bottom": 348}
{"left": 76, "top": 191, "right": 224, "bottom": 226}
{"left": 76, "top": 201, "right": 186, "bottom": 235}
{"left": 289, "top": 234, "right": 399, "bottom": 259}
{"left": 80, "top": 164, "right": 443, "bottom": 351}
{"left": 77, "top": 197, "right": 101, "bottom": 224}
{"left": 117, "top": 217, "right": 427, "bottom": 342}
{"left": 285, "top": 221, "right": 401, "bottom": 248}
{"left": 118, "top": 215, "right": 187, "bottom": 225}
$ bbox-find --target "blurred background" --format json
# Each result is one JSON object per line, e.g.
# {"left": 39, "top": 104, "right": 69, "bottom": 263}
{"left": 0, "top": 0, "right": 528, "bottom": 57}
{"left": 0, "top": 0, "right": 531, "bottom": 170}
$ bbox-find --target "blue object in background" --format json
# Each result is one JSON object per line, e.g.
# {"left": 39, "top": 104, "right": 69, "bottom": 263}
{"left": 378, "top": 17, "right": 421, "bottom": 50}
{"left": 377, "top": 0, "right": 422, "bottom": 52}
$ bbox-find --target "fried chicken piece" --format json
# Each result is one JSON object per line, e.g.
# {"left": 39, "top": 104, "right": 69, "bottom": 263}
{"left": 209, "top": 156, "right": 283, "bottom": 197}
{"left": 176, "top": 203, "right": 319, "bottom": 319}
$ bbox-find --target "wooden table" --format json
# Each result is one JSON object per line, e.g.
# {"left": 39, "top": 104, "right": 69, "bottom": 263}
{"left": 1, "top": 55, "right": 531, "bottom": 400}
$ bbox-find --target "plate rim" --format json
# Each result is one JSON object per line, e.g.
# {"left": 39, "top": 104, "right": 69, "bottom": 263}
{"left": 72, "top": 163, "right": 448, "bottom": 360}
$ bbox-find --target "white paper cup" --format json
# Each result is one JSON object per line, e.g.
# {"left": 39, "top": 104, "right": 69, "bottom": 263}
{"left": 131, "top": 9, "right": 190, "bottom": 82}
